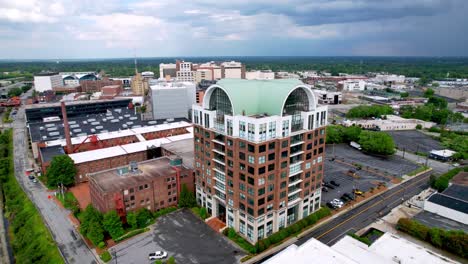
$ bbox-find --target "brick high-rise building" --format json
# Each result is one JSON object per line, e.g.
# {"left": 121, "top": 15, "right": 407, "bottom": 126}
{"left": 192, "top": 79, "right": 328, "bottom": 243}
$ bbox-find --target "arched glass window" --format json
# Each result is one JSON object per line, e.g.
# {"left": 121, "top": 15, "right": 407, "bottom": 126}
{"left": 209, "top": 88, "right": 233, "bottom": 125}
{"left": 283, "top": 88, "right": 310, "bottom": 132}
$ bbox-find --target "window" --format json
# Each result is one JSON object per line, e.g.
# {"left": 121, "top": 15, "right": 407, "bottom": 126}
{"left": 258, "top": 188, "right": 265, "bottom": 196}
{"left": 239, "top": 152, "right": 245, "bottom": 160}
{"left": 259, "top": 123, "right": 267, "bottom": 141}
{"left": 268, "top": 153, "right": 275, "bottom": 161}
{"left": 239, "top": 121, "right": 246, "bottom": 138}
{"left": 239, "top": 220, "right": 246, "bottom": 235}
{"left": 247, "top": 225, "right": 254, "bottom": 241}
{"left": 248, "top": 123, "right": 255, "bottom": 141}
{"left": 281, "top": 140, "right": 288, "bottom": 148}
{"left": 282, "top": 120, "right": 289, "bottom": 137}
{"left": 280, "top": 181, "right": 286, "bottom": 189}
{"left": 247, "top": 207, "right": 254, "bottom": 216}
{"left": 239, "top": 141, "right": 246, "bottom": 149}
{"left": 259, "top": 145, "right": 266, "bottom": 153}
{"left": 248, "top": 166, "right": 255, "bottom": 175}
{"left": 258, "top": 178, "right": 265, "bottom": 186}
{"left": 248, "top": 155, "right": 255, "bottom": 164}
{"left": 269, "top": 121, "right": 276, "bottom": 138}
{"left": 267, "top": 194, "right": 274, "bottom": 202}
{"left": 268, "top": 163, "right": 275, "bottom": 171}
{"left": 281, "top": 171, "right": 287, "bottom": 178}
{"left": 281, "top": 151, "right": 288, "bottom": 158}
{"left": 248, "top": 187, "right": 254, "bottom": 196}
{"left": 227, "top": 119, "right": 233, "bottom": 136}
{"left": 240, "top": 193, "right": 246, "bottom": 200}
{"left": 281, "top": 161, "right": 287, "bottom": 168}
{"left": 248, "top": 177, "right": 255, "bottom": 185}
{"left": 240, "top": 173, "right": 246, "bottom": 181}
{"left": 258, "top": 167, "right": 266, "bottom": 175}
{"left": 258, "top": 226, "right": 265, "bottom": 240}
{"left": 239, "top": 183, "right": 245, "bottom": 191}
{"left": 257, "top": 156, "right": 265, "bottom": 165}
{"left": 258, "top": 208, "right": 265, "bottom": 215}
{"left": 280, "top": 191, "right": 286, "bottom": 198}
{"left": 248, "top": 144, "right": 255, "bottom": 153}
{"left": 248, "top": 197, "right": 254, "bottom": 206}
{"left": 268, "top": 184, "right": 274, "bottom": 192}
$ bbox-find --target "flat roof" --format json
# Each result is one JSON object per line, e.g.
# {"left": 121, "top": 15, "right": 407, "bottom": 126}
{"left": 88, "top": 157, "right": 177, "bottom": 193}
{"left": 24, "top": 98, "right": 130, "bottom": 109}
{"left": 263, "top": 238, "right": 357, "bottom": 264}
{"left": 68, "top": 130, "right": 193, "bottom": 164}
{"left": 430, "top": 149, "right": 456, "bottom": 158}
{"left": 428, "top": 193, "right": 468, "bottom": 214}
{"left": 451, "top": 171, "right": 468, "bottom": 186}
{"left": 332, "top": 233, "right": 458, "bottom": 264}
{"left": 39, "top": 145, "right": 66, "bottom": 163}
{"left": 442, "top": 183, "right": 468, "bottom": 201}
{"left": 161, "top": 138, "right": 194, "bottom": 169}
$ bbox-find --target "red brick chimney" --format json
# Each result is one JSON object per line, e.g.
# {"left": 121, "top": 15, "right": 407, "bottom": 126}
{"left": 61, "top": 101, "right": 73, "bottom": 154}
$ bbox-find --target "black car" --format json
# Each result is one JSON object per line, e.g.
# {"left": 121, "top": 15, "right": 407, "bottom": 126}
{"left": 340, "top": 195, "right": 350, "bottom": 202}
{"left": 343, "top": 193, "right": 354, "bottom": 200}
{"left": 326, "top": 202, "right": 335, "bottom": 209}
{"left": 324, "top": 183, "right": 335, "bottom": 189}
{"left": 330, "top": 180, "right": 340, "bottom": 187}
{"left": 322, "top": 186, "right": 328, "bottom": 192}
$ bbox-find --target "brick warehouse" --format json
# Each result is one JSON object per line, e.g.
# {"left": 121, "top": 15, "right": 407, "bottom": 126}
{"left": 89, "top": 140, "right": 195, "bottom": 214}
{"left": 192, "top": 79, "right": 328, "bottom": 243}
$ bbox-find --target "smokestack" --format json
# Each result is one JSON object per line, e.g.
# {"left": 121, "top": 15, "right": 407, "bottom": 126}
{"left": 61, "top": 101, "right": 73, "bottom": 154}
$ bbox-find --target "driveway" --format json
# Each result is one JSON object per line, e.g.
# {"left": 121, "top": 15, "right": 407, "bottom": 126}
{"left": 112, "top": 209, "right": 242, "bottom": 264}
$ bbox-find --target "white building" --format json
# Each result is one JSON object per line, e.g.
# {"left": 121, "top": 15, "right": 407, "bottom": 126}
{"left": 141, "top": 71, "right": 155, "bottom": 78}
{"left": 195, "top": 69, "right": 213, "bottom": 83}
{"left": 374, "top": 74, "right": 405, "bottom": 84}
{"left": 424, "top": 179, "right": 467, "bottom": 224}
{"left": 340, "top": 80, "right": 366, "bottom": 91}
{"left": 34, "top": 72, "right": 63, "bottom": 92}
{"left": 343, "top": 115, "right": 436, "bottom": 131}
{"left": 266, "top": 233, "right": 460, "bottom": 264}
{"left": 60, "top": 72, "right": 97, "bottom": 86}
{"left": 245, "top": 70, "right": 275, "bottom": 80}
{"left": 150, "top": 81, "right": 196, "bottom": 120}
{"left": 198, "top": 62, "right": 222, "bottom": 79}
{"left": 275, "top": 71, "right": 300, "bottom": 79}
{"left": 221, "top": 61, "right": 245, "bottom": 79}
{"left": 159, "top": 63, "right": 177, "bottom": 79}
{"left": 313, "top": 90, "right": 342, "bottom": 104}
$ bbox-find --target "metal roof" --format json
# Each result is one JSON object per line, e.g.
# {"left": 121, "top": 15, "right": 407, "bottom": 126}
{"left": 427, "top": 193, "right": 468, "bottom": 214}
{"left": 207, "top": 79, "right": 315, "bottom": 116}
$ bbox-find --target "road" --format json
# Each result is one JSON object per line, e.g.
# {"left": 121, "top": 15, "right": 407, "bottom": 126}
{"left": 395, "top": 150, "right": 453, "bottom": 174}
{"left": 253, "top": 171, "right": 431, "bottom": 263}
{"left": 10, "top": 98, "right": 96, "bottom": 264}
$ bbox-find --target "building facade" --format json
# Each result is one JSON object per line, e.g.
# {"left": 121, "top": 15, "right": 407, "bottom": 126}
{"left": 34, "top": 72, "right": 63, "bottom": 92}
{"left": 192, "top": 79, "right": 327, "bottom": 243}
{"left": 221, "top": 61, "right": 245, "bottom": 79}
{"left": 150, "top": 81, "right": 196, "bottom": 120}
{"left": 131, "top": 72, "right": 149, "bottom": 96}
{"left": 246, "top": 70, "right": 275, "bottom": 80}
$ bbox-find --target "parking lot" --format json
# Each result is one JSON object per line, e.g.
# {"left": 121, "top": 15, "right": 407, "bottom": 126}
{"left": 386, "top": 130, "right": 442, "bottom": 154}
{"left": 322, "top": 144, "right": 420, "bottom": 205}
{"left": 413, "top": 211, "right": 468, "bottom": 233}
{"left": 111, "top": 209, "right": 242, "bottom": 264}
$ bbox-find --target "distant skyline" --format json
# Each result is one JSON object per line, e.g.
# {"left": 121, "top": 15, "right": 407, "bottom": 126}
{"left": 1, "top": 0, "right": 468, "bottom": 59}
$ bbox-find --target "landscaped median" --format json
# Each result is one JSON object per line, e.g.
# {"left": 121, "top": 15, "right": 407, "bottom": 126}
{"left": 222, "top": 207, "right": 332, "bottom": 261}
{"left": 0, "top": 129, "right": 64, "bottom": 263}
{"left": 407, "top": 165, "right": 431, "bottom": 176}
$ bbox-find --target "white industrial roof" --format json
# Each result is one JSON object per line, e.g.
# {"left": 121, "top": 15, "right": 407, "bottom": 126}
{"left": 46, "top": 121, "right": 191, "bottom": 147}
{"left": 69, "top": 131, "right": 193, "bottom": 164}
{"left": 430, "top": 149, "right": 456, "bottom": 158}
{"left": 263, "top": 238, "right": 357, "bottom": 264}
{"left": 331, "top": 233, "right": 459, "bottom": 264}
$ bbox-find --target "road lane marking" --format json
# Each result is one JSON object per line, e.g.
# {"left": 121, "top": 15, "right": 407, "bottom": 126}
{"left": 315, "top": 175, "right": 429, "bottom": 240}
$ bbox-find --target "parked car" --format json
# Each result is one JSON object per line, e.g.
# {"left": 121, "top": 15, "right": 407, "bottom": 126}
{"left": 343, "top": 193, "right": 354, "bottom": 200}
{"left": 340, "top": 195, "right": 350, "bottom": 202}
{"left": 330, "top": 180, "right": 340, "bottom": 187}
{"left": 326, "top": 202, "right": 335, "bottom": 209}
{"left": 331, "top": 199, "right": 344, "bottom": 207}
{"left": 322, "top": 186, "right": 328, "bottom": 192}
{"left": 353, "top": 189, "right": 363, "bottom": 196}
{"left": 149, "top": 251, "right": 168, "bottom": 260}
{"left": 28, "top": 175, "right": 37, "bottom": 183}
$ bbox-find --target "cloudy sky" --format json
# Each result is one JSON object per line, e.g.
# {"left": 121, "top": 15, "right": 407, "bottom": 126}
{"left": 1, "top": 0, "right": 468, "bottom": 59}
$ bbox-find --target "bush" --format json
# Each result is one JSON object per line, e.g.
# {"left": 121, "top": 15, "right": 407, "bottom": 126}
{"left": 100, "top": 250, "right": 112, "bottom": 263}
{"left": 191, "top": 207, "right": 209, "bottom": 220}
{"left": 103, "top": 210, "right": 125, "bottom": 240}
{"left": 397, "top": 218, "right": 468, "bottom": 258}
{"left": 359, "top": 131, "right": 396, "bottom": 156}
{"left": 126, "top": 212, "right": 138, "bottom": 230}
{"left": 97, "top": 241, "right": 106, "bottom": 249}
{"left": 416, "top": 124, "right": 422, "bottom": 130}
{"left": 224, "top": 228, "right": 256, "bottom": 254}
{"left": 348, "top": 233, "right": 371, "bottom": 245}
{"left": 167, "top": 256, "right": 176, "bottom": 264}
{"left": 135, "top": 208, "right": 153, "bottom": 228}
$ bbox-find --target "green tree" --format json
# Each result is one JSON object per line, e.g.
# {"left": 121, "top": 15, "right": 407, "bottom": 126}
{"left": 415, "top": 124, "right": 422, "bottom": 130}
{"left": 80, "top": 205, "right": 104, "bottom": 246}
{"left": 136, "top": 208, "right": 153, "bottom": 228}
{"left": 424, "top": 88, "right": 435, "bottom": 97}
{"left": 358, "top": 131, "right": 396, "bottom": 156}
{"left": 400, "top": 92, "right": 409, "bottom": 98}
{"left": 427, "top": 97, "right": 448, "bottom": 109}
{"left": 326, "top": 126, "right": 343, "bottom": 144}
{"left": 346, "top": 105, "right": 393, "bottom": 119}
{"left": 103, "top": 210, "right": 125, "bottom": 240}
{"left": 199, "top": 207, "right": 207, "bottom": 219}
{"left": 45, "top": 155, "right": 77, "bottom": 188}
{"left": 178, "top": 184, "right": 196, "bottom": 208}
{"left": 126, "top": 212, "right": 138, "bottom": 230}
{"left": 7, "top": 87, "right": 22, "bottom": 97}
{"left": 343, "top": 126, "right": 362, "bottom": 142}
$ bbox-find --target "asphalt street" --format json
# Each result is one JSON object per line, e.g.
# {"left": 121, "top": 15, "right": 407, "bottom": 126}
{"left": 10, "top": 95, "right": 96, "bottom": 264}
{"left": 253, "top": 171, "right": 431, "bottom": 264}
{"left": 395, "top": 150, "right": 453, "bottom": 174}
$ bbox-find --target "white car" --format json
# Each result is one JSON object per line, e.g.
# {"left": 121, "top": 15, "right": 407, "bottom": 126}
{"left": 331, "top": 199, "right": 344, "bottom": 205}
{"left": 149, "top": 251, "right": 168, "bottom": 260}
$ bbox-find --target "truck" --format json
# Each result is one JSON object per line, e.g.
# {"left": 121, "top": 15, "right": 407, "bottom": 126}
{"left": 350, "top": 141, "right": 362, "bottom": 151}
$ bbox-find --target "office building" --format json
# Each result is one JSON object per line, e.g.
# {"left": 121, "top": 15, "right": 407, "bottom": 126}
{"left": 34, "top": 72, "right": 63, "bottom": 92}
{"left": 196, "top": 69, "right": 213, "bottom": 83}
{"left": 192, "top": 79, "right": 328, "bottom": 243}
{"left": 150, "top": 81, "right": 196, "bottom": 120}
{"left": 159, "top": 63, "right": 177, "bottom": 79}
{"left": 221, "top": 61, "right": 245, "bottom": 79}
{"left": 131, "top": 72, "right": 149, "bottom": 95}
{"left": 246, "top": 70, "right": 275, "bottom": 80}
{"left": 61, "top": 72, "right": 98, "bottom": 86}
{"left": 313, "top": 90, "right": 342, "bottom": 104}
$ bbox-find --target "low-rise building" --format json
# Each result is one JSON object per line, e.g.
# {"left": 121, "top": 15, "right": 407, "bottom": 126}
{"left": 80, "top": 79, "right": 123, "bottom": 93}
{"left": 89, "top": 156, "right": 194, "bottom": 214}
{"left": 424, "top": 172, "right": 468, "bottom": 224}
{"left": 340, "top": 80, "right": 366, "bottom": 91}
{"left": 221, "top": 61, "right": 245, "bottom": 79}
{"left": 245, "top": 70, "right": 275, "bottom": 80}
{"left": 313, "top": 90, "right": 342, "bottom": 104}
{"left": 159, "top": 63, "right": 177, "bottom": 79}
{"left": 343, "top": 115, "right": 435, "bottom": 131}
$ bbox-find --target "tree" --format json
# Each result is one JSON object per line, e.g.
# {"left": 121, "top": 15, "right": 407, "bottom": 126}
{"left": 167, "top": 256, "right": 176, "bottom": 264}
{"left": 7, "top": 87, "right": 22, "bottom": 97}
{"left": 80, "top": 205, "right": 104, "bottom": 246}
{"left": 415, "top": 124, "right": 422, "bottom": 130}
{"left": 45, "top": 155, "right": 76, "bottom": 188}
{"left": 346, "top": 105, "right": 393, "bottom": 119}
{"left": 178, "top": 184, "right": 196, "bottom": 208}
{"left": 400, "top": 92, "right": 409, "bottom": 98}
{"left": 126, "top": 212, "right": 138, "bottom": 230}
{"left": 427, "top": 96, "right": 448, "bottom": 109}
{"left": 424, "top": 88, "right": 435, "bottom": 97}
{"left": 136, "top": 208, "right": 153, "bottom": 228}
{"left": 103, "top": 210, "right": 125, "bottom": 240}
{"left": 326, "top": 126, "right": 343, "bottom": 144}
{"left": 343, "top": 126, "right": 362, "bottom": 142}
{"left": 358, "top": 131, "right": 396, "bottom": 156}
{"left": 199, "top": 207, "right": 207, "bottom": 219}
